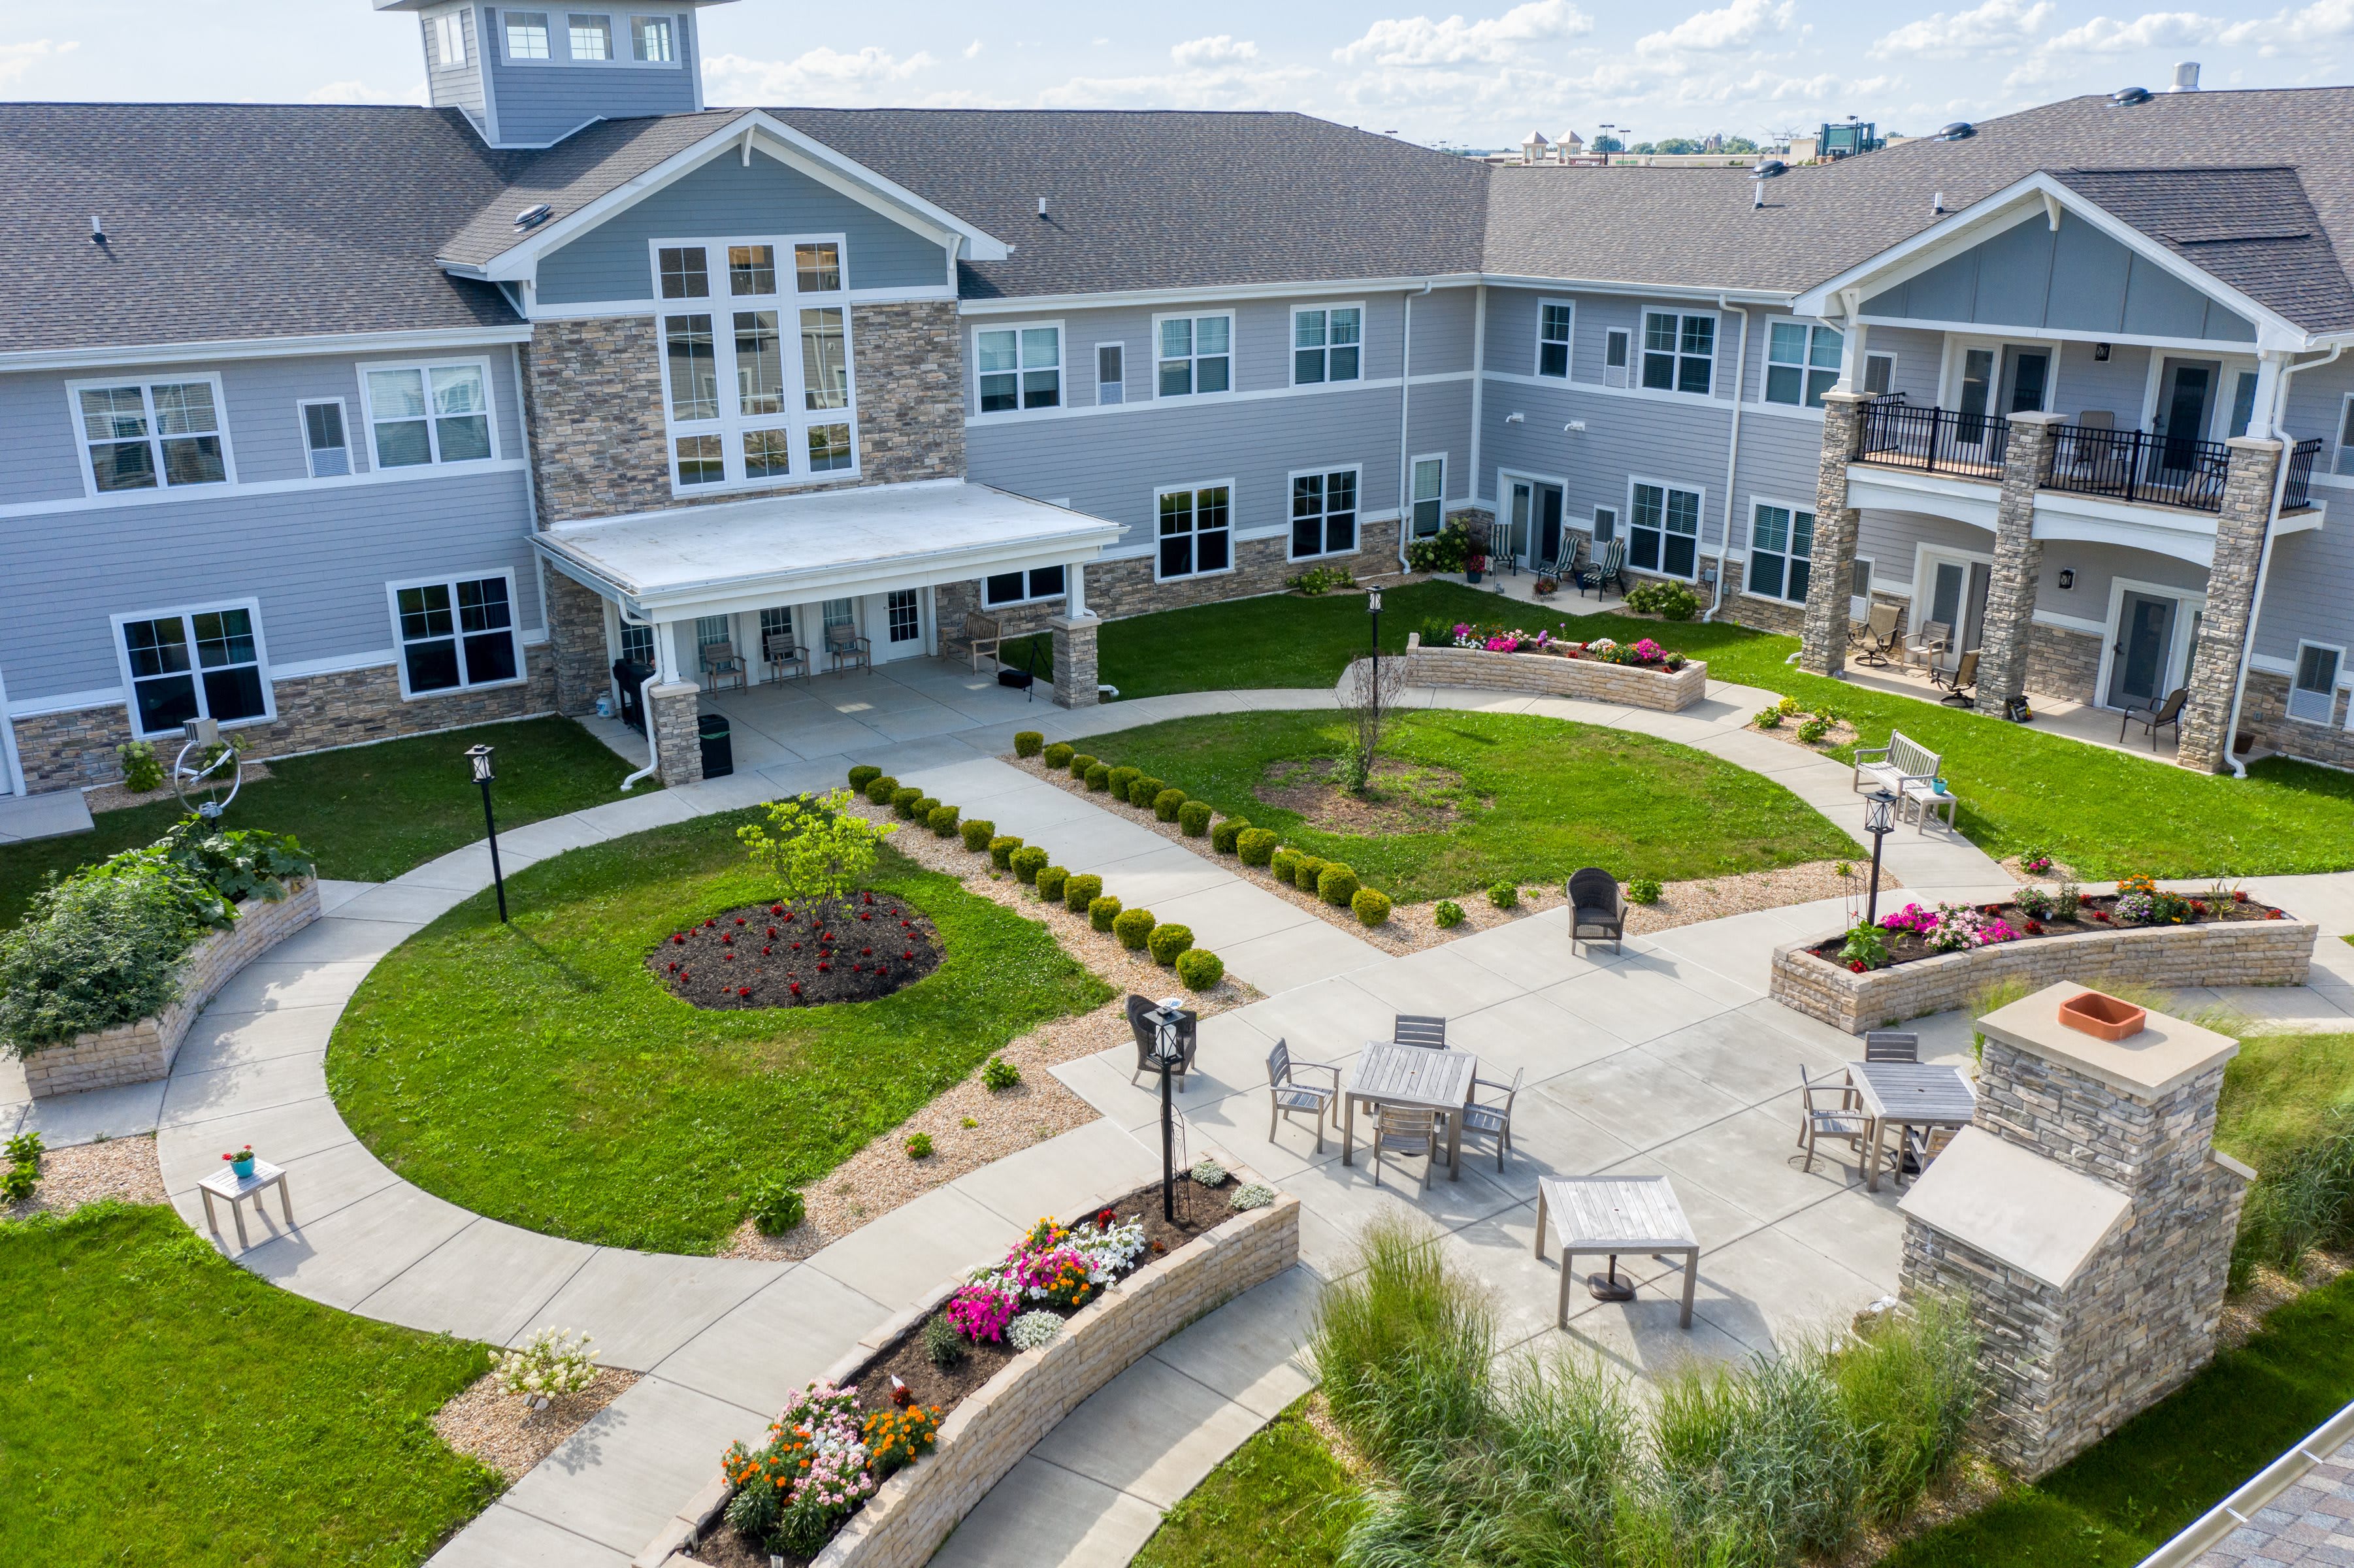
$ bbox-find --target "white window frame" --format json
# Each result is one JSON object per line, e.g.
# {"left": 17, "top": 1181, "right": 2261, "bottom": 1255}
{"left": 2332, "top": 393, "right": 2354, "bottom": 478}
{"left": 629, "top": 12, "right": 676, "bottom": 62}
{"left": 566, "top": 12, "right": 615, "bottom": 60}
{"left": 502, "top": 9, "right": 551, "bottom": 58}
{"left": 1940, "top": 335, "right": 2060, "bottom": 417}
{"left": 1152, "top": 311, "right": 1236, "bottom": 401}
{"left": 1290, "top": 302, "right": 1364, "bottom": 387}
{"left": 1742, "top": 497, "right": 1816, "bottom": 605}
{"left": 1626, "top": 475, "right": 1706, "bottom": 581}
{"left": 1591, "top": 504, "right": 1619, "bottom": 544}
{"left": 649, "top": 233, "right": 858, "bottom": 495}
{"left": 356, "top": 355, "right": 501, "bottom": 471}
{"left": 1640, "top": 308, "right": 1717, "bottom": 398}
{"left": 297, "top": 397, "right": 352, "bottom": 479}
{"left": 1152, "top": 480, "right": 1236, "bottom": 582}
{"left": 430, "top": 10, "right": 468, "bottom": 67}
{"left": 1094, "top": 343, "right": 1126, "bottom": 406}
{"left": 1603, "top": 327, "right": 1631, "bottom": 389}
{"left": 1863, "top": 351, "right": 1896, "bottom": 398}
{"left": 1534, "top": 298, "right": 1574, "bottom": 380}
{"left": 972, "top": 320, "right": 1064, "bottom": 417}
{"left": 1287, "top": 463, "right": 1362, "bottom": 561}
{"left": 65, "top": 372, "right": 238, "bottom": 499}
{"left": 1763, "top": 320, "right": 1843, "bottom": 409}
{"left": 1850, "top": 553, "right": 1876, "bottom": 619}
{"left": 1410, "top": 454, "right": 1447, "bottom": 538}
{"left": 109, "top": 597, "right": 276, "bottom": 740}
{"left": 982, "top": 565, "right": 1068, "bottom": 609}
{"left": 385, "top": 568, "right": 527, "bottom": 701}
{"left": 2290, "top": 638, "right": 2346, "bottom": 726}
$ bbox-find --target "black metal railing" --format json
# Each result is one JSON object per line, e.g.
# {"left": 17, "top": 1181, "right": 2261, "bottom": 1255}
{"left": 2285, "top": 437, "right": 2324, "bottom": 510}
{"left": 1855, "top": 397, "right": 2011, "bottom": 480}
{"left": 2042, "top": 425, "right": 2232, "bottom": 511}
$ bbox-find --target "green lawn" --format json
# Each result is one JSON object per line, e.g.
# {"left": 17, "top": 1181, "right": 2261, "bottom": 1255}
{"left": 1132, "top": 1399, "right": 1357, "bottom": 1568}
{"left": 1075, "top": 708, "right": 1854, "bottom": 901}
{"left": 326, "top": 815, "right": 1113, "bottom": 1253}
{"left": 2215, "top": 1032, "right": 2354, "bottom": 1176}
{"left": 0, "top": 1201, "right": 498, "bottom": 1565}
{"left": 1019, "top": 583, "right": 2354, "bottom": 879}
{"left": 0, "top": 717, "right": 645, "bottom": 926}
{"left": 1887, "top": 1268, "right": 2354, "bottom": 1566}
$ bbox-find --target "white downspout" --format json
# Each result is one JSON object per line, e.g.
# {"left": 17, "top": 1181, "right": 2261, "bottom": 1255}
{"left": 619, "top": 608, "right": 668, "bottom": 792}
{"left": 1467, "top": 284, "right": 1488, "bottom": 537}
{"left": 1397, "top": 279, "right": 1433, "bottom": 567}
{"left": 1703, "top": 294, "right": 1752, "bottom": 621}
{"left": 2223, "top": 342, "right": 2342, "bottom": 777}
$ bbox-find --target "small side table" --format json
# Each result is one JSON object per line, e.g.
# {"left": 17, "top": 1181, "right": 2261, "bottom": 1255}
{"left": 1534, "top": 1175, "right": 1701, "bottom": 1329}
{"left": 198, "top": 1160, "right": 293, "bottom": 1252}
{"left": 1903, "top": 782, "right": 1959, "bottom": 834}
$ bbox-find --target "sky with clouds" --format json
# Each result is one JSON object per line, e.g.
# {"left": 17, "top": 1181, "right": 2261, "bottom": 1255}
{"left": 3, "top": 1, "right": 2349, "bottom": 148}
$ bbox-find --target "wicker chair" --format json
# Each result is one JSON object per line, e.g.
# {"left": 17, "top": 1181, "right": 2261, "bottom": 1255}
{"left": 1126, "top": 994, "right": 1197, "bottom": 1089}
{"left": 1266, "top": 1039, "right": 1340, "bottom": 1151}
{"left": 1567, "top": 868, "right": 1626, "bottom": 955}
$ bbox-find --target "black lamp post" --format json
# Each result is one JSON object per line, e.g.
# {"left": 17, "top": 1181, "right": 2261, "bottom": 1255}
{"left": 1145, "top": 1003, "right": 1186, "bottom": 1221}
{"left": 468, "top": 744, "right": 508, "bottom": 924}
{"left": 1862, "top": 789, "right": 1897, "bottom": 928}
{"left": 1367, "top": 583, "right": 1383, "bottom": 743}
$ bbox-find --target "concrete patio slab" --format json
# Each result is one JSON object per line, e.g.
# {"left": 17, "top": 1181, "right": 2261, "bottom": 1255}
{"left": 1642, "top": 1012, "right": 1844, "bottom": 1105}
{"left": 1541, "top": 1047, "right": 1750, "bottom": 1152}
{"left": 1093, "top": 842, "right": 1246, "bottom": 907}
{"left": 653, "top": 1264, "right": 889, "bottom": 1414}
{"left": 1028, "top": 1352, "right": 1267, "bottom": 1509}
{"left": 1537, "top": 962, "right": 1738, "bottom": 1046}
{"left": 236, "top": 1180, "right": 478, "bottom": 1306}
{"left": 953, "top": 1117, "right": 1159, "bottom": 1226}
{"left": 1686, "top": 1224, "right": 1890, "bottom": 1352}
{"left": 1772, "top": 1186, "right": 1908, "bottom": 1294}
{"left": 157, "top": 1050, "right": 329, "bottom": 1128}
{"left": 924, "top": 1453, "right": 1166, "bottom": 1568}
{"left": 356, "top": 1216, "right": 596, "bottom": 1345}
{"left": 314, "top": 878, "right": 374, "bottom": 913}
{"left": 0, "top": 785, "right": 93, "bottom": 842}
{"left": 261, "top": 913, "right": 427, "bottom": 967}
{"left": 1275, "top": 1148, "right": 1522, "bottom": 1275}
{"left": 1345, "top": 941, "right": 1537, "bottom": 1018}
{"left": 204, "top": 956, "right": 375, "bottom": 1015}
{"left": 1230, "top": 972, "right": 1403, "bottom": 1058}
{"left": 427, "top": 1500, "right": 633, "bottom": 1567}
{"left": 1549, "top": 1291, "right": 1760, "bottom": 1377}
{"left": 526, "top": 1249, "right": 789, "bottom": 1375}
{"left": 16, "top": 1077, "right": 167, "bottom": 1148}
{"left": 1443, "top": 989, "right": 1632, "bottom": 1087}
{"left": 1643, "top": 1102, "right": 1857, "bottom": 1226}
{"left": 1147, "top": 878, "right": 1320, "bottom": 948}
{"left": 169, "top": 1004, "right": 342, "bottom": 1074}
{"left": 1217, "top": 917, "right": 1388, "bottom": 991}
{"left": 154, "top": 1091, "right": 355, "bottom": 1190}
{"left": 321, "top": 881, "right": 473, "bottom": 926}
{"left": 804, "top": 1183, "right": 1017, "bottom": 1308}
{"left": 495, "top": 1374, "right": 770, "bottom": 1556}
{"left": 1476, "top": 1081, "right": 1643, "bottom": 1180}
{"left": 1149, "top": 1263, "right": 1324, "bottom": 1418}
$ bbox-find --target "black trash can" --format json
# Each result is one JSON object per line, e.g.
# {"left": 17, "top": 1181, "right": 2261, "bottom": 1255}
{"left": 612, "top": 659, "right": 652, "bottom": 732}
{"left": 696, "top": 711, "right": 734, "bottom": 779}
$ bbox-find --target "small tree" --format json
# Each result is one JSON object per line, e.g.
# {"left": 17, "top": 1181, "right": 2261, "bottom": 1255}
{"left": 736, "top": 789, "right": 896, "bottom": 904}
{"left": 1341, "top": 651, "right": 1407, "bottom": 795}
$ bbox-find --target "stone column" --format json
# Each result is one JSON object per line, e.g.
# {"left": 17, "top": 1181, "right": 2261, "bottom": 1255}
{"left": 544, "top": 569, "right": 612, "bottom": 716}
{"left": 1047, "top": 614, "right": 1100, "bottom": 708}
{"left": 2178, "top": 436, "right": 2283, "bottom": 772}
{"left": 1976, "top": 411, "right": 2064, "bottom": 711}
{"left": 1800, "top": 390, "right": 1872, "bottom": 676}
{"left": 648, "top": 681, "right": 704, "bottom": 787}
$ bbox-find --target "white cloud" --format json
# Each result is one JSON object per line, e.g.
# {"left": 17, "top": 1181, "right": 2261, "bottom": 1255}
{"left": 1335, "top": 1, "right": 1593, "bottom": 67}
{"left": 2219, "top": 0, "right": 2354, "bottom": 48}
{"left": 964, "top": 39, "right": 983, "bottom": 59}
{"left": 303, "top": 78, "right": 420, "bottom": 104}
{"left": 704, "top": 46, "right": 936, "bottom": 103}
{"left": 1637, "top": 0, "right": 1796, "bottom": 56}
{"left": 2046, "top": 10, "right": 2224, "bottom": 50}
{"left": 0, "top": 37, "right": 76, "bottom": 85}
{"left": 1039, "top": 54, "right": 1313, "bottom": 110}
{"left": 1872, "top": 0, "right": 2055, "bottom": 57}
{"left": 1172, "top": 35, "right": 1258, "bottom": 67}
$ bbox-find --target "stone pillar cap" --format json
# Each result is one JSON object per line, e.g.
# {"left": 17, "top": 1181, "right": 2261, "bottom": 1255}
{"left": 1978, "top": 980, "right": 2237, "bottom": 1100}
{"left": 2007, "top": 410, "right": 2067, "bottom": 427}
{"left": 1045, "top": 613, "right": 1102, "bottom": 631}
{"left": 1899, "top": 1126, "right": 2130, "bottom": 1288}
{"left": 647, "top": 679, "right": 702, "bottom": 699}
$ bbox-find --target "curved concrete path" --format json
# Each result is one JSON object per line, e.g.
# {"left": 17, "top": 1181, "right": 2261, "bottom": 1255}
{"left": 19, "top": 668, "right": 2351, "bottom": 1565}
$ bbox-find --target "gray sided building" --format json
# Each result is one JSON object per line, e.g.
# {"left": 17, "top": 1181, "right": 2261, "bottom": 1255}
{"left": 5, "top": 6, "right": 2354, "bottom": 794}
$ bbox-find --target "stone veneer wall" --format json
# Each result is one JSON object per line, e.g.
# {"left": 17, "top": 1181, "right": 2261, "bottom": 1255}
{"left": 545, "top": 568, "right": 612, "bottom": 716}
{"left": 638, "top": 1185, "right": 1302, "bottom": 1568}
{"left": 2178, "top": 438, "right": 2284, "bottom": 772}
{"left": 2025, "top": 623, "right": 2102, "bottom": 705}
{"left": 1769, "top": 917, "right": 2316, "bottom": 1034}
{"left": 21, "top": 878, "right": 320, "bottom": 1097}
{"left": 1392, "top": 644, "right": 1710, "bottom": 711}
{"left": 14, "top": 649, "right": 558, "bottom": 793}
{"left": 2240, "top": 669, "right": 2354, "bottom": 770}
{"left": 518, "top": 301, "right": 966, "bottom": 529}
{"left": 647, "top": 681, "right": 704, "bottom": 788}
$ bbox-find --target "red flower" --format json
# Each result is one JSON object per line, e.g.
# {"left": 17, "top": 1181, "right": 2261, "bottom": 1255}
{"left": 705, "top": 919, "right": 716, "bottom": 928}
{"left": 2234, "top": 890, "right": 2250, "bottom": 903}
{"left": 862, "top": 947, "right": 872, "bottom": 956}
{"left": 782, "top": 910, "right": 794, "bottom": 921}
{"left": 904, "top": 950, "right": 914, "bottom": 960}
{"left": 767, "top": 926, "right": 778, "bottom": 938}
{"left": 860, "top": 912, "right": 872, "bottom": 923}
{"left": 738, "top": 986, "right": 751, "bottom": 997}
{"left": 672, "top": 934, "right": 685, "bottom": 945}
{"left": 772, "top": 904, "right": 783, "bottom": 915}
{"left": 2025, "top": 920, "right": 2044, "bottom": 935}
{"left": 1094, "top": 1207, "right": 1117, "bottom": 1228}
{"left": 2078, "top": 892, "right": 2094, "bottom": 905}
{"left": 722, "top": 933, "right": 734, "bottom": 945}
{"left": 819, "top": 962, "right": 830, "bottom": 972}
{"left": 864, "top": 892, "right": 874, "bottom": 905}
{"left": 762, "top": 945, "right": 772, "bottom": 955}
{"left": 1850, "top": 960, "right": 1866, "bottom": 973}
{"left": 790, "top": 981, "right": 802, "bottom": 995}
{"left": 792, "top": 942, "right": 802, "bottom": 951}
{"left": 2271, "top": 909, "right": 2285, "bottom": 919}
{"left": 723, "top": 952, "right": 733, "bottom": 962}
{"left": 734, "top": 916, "right": 747, "bottom": 926}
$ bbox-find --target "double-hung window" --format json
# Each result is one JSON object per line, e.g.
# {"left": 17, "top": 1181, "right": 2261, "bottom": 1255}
{"left": 1096, "top": 344, "right": 1125, "bottom": 405}
{"left": 1536, "top": 301, "right": 1573, "bottom": 378}
{"left": 73, "top": 377, "right": 230, "bottom": 493}
{"left": 2335, "top": 396, "right": 2354, "bottom": 477}
{"left": 1156, "top": 314, "right": 1232, "bottom": 398}
{"left": 1290, "top": 468, "right": 1359, "bottom": 559}
{"left": 1629, "top": 480, "right": 1702, "bottom": 578}
{"left": 1294, "top": 306, "right": 1361, "bottom": 384}
{"left": 118, "top": 603, "right": 269, "bottom": 737}
{"left": 300, "top": 400, "right": 351, "bottom": 477}
{"left": 363, "top": 361, "right": 493, "bottom": 468}
{"left": 655, "top": 237, "right": 856, "bottom": 490}
{"left": 630, "top": 14, "right": 674, "bottom": 60}
{"left": 2291, "top": 641, "right": 2344, "bottom": 725}
{"left": 984, "top": 565, "right": 1066, "bottom": 608}
{"left": 1746, "top": 502, "right": 1814, "bottom": 603}
{"left": 568, "top": 13, "right": 612, "bottom": 57}
{"left": 975, "top": 325, "right": 1061, "bottom": 412}
{"left": 1641, "top": 310, "right": 1715, "bottom": 395}
{"left": 431, "top": 12, "right": 466, "bottom": 66}
{"left": 392, "top": 574, "right": 520, "bottom": 697}
{"left": 1156, "top": 483, "right": 1232, "bottom": 580}
{"left": 504, "top": 11, "right": 551, "bottom": 57}
{"left": 1863, "top": 352, "right": 1895, "bottom": 397}
{"left": 1765, "top": 321, "right": 1843, "bottom": 408}
{"left": 1411, "top": 456, "right": 1446, "bottom": 537}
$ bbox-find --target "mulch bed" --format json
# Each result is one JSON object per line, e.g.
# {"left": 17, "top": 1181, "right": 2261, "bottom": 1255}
{"left": 646, "top": 892, "right": 940, "bottom": 1009}
{"left": 1808, "top": 890, "right": 2293, "bottom": 970}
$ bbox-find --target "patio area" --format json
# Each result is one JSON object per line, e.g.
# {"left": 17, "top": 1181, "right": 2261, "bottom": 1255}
{"left": 1836, "top": 655, "right": 2187, "bottom": 764}
{"left": 700, "top": 657, "right": 1052, "bottom": 773}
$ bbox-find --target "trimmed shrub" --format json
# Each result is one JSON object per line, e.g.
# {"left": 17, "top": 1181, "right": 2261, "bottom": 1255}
{"left": 1178, "top": 800, "right": 1212, "bottom": 836}
{"left": 1084, "top": 764, "right": 1113, "bottom": 792}
{"left": 747, "top": 1179, "right": 806, "bottom": 1236}
{"left": 905, "top": 1132, "right": 933, "bottom": 1158}
{"left": 960, "top": 819, "right": 996, "bottom": 853}
{"left": 1107, "top": 766, "right": 1143, "bottom": 800}
{"left": 928, "top": 805, "right": 961, "bottom": 836}
{"left": 988, "top": 835, "right": 1022, "bottom": 870}
{"left": 1211, "top": 816, "right": 1251, "bottom": 855}
{"left": 1064, "top": 873, "right": 1103, "bottom": 913}
{"left": 1128, "top": 775, "right": 1165, "bottom": 808}
{"left": 1069, "top": 752, "right": 1098, "bottom": 779}
{"left": 1154, "top": 788, "right": 1187, "bottom": 823}
{"left": 1435, "top": 899, "right": 1466, "bottom": 928}
{"left": 1269, "top": 848, "right": 1301, "bottom": 885}
{"left": 1291, "top": 855, "right": 1327, "bottom": 892}
{"left": 1147, "top": 923, "right": 1195, "bottom": 965}
{"left": 1113, "top": 907, "right": 1156, "bottom": 950}
{"left": 1488, "top": 882, "right": 1520, "bottom": 909}
{"left": 1318, "top": 864, "right": 1360, "bottom": 906}
{"left": 1352, "top": 887, "right": 1393, "bottom": 926}
{"left": 982, "top": 1055, "right": 1021, "bottom": 1092}
{"left": 1089, "top": 895, "right": 1122, "bottom": 932}
{"left": 1175, "top": 948, "right": 1224, "bottom": 991}
{"left": 1624, "top": 578, "right": 1703, "bottom": 621}
{"left": 1042, "top": 742, "right": 1075, "bottom": 770}
{"left": 1036, "top": 865, "right": 1070, "bottom": 902}
{"left": 1009, "top": 846, "right": 1049, "bottom": 884}
{"left": 891, "top": 787, "right": 926, "bottom": 819}
{"left": 1628, "top": 877, "right": 1662, "bottom": 905}
{"left": 1013, "top": 730, "right": 1044, "bottom": 759}
{"left": 847, "top": 764, "right": 883, "bottom": 791}
{"left": 864, "top": 775, "right": 898, "bottom": 805}
{"left": 1237, "top": 828, "right": 1279, "bottom": 866}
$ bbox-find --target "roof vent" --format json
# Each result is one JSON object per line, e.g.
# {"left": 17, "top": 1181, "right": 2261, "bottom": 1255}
{"left": 2109, "top": 85, "right": 2153, "bottom": 106}
{"left": 1751, "top": 158, "right": 1787, "bottom": 178}
{"left": 90, "top": 215, "right": 106, "bottom": 245}
{"left": 1933, "top": 191, "right": 1948, "bottom": 215}
{"left": 2173, "top": 61, "right": 2200, "bottom": 91}
{"left": 1932, "top": 121, "right": 1975, "bottom": 142}
{"left": 512, "top": 203, "right": 554, "bottom": 231}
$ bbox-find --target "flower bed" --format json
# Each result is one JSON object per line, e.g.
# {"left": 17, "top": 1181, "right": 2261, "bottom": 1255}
{"left": 646, "top": 892, "right": 942, "bottom": 1009}
{"left": 1390, "top": 635, "right": 1708, "bottom": 712}
{"left": 642, "top": 1172, "right": 1300, "bottom": 1568}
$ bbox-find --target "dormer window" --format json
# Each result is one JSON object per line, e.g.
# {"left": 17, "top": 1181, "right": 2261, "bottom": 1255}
{"left": 631, "top": 14, "right": 674, "bottom": 62}
{"left": 431, "top": 12, "right": 466, "bottom": 67}
{"left": 505, "top": 12, "right": 551, "bottom": 59}
{"left": 568, "top": 14, "right": 613, "bottom": 59}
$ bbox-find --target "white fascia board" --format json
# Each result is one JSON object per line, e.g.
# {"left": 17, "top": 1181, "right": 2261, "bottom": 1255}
{"left": 0, "top": 324, "right": 533, "bottom": 376}
{"left": 457, "top": 110, "right": 1006, "bottom": 283}
{"left": 963, "top": 274, "right": 1483, "bottom": 316}
{"left": 1476, "top": 273, "right": 1791, "bottom": 306}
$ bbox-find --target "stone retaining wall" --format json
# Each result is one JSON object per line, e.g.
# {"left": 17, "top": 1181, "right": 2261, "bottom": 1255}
{"left": 1770, "top": 915, "right": 2316, "bottom": 1034}
{"left": 638, "top": 1183, "right": 1301, "bottom": 1568}
{"left": 20, "top": 878, "right": 320, "bottom": 1098}
{"left": 1392, "top": 642, "right": 1709, "bottom": 711}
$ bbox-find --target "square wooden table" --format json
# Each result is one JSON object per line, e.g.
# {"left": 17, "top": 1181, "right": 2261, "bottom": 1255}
{"left": 197, "top": 1159, "right": 293, "bottom": 1252}
{"left": 1534, "top": 1175, "right": 1701, "bottom": 1329}
{"left": 1847, "top": 1060, "right": 1976, "bottom": 1191}
{"left": 1340, "top": 1041, "right": 1478, "bottom": 1181}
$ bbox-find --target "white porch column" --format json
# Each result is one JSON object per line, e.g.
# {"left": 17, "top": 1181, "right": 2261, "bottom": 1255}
{"left": 1066, "top": 561, "right": 1088, "bottom": 619}
{"left": 1834, "top": 314, "right": 1869, "bottom": 394}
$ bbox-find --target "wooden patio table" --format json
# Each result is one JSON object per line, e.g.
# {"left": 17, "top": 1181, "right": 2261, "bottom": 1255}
{"left": 1534, "top": 1175, "right": 1701, "bottom": 1329}
{"left": 1340, "top": 1041, "right": 1478, "bottom": 1181}
{"left": 1848, "top": 1059, "right": 1976, "bottom": 1192}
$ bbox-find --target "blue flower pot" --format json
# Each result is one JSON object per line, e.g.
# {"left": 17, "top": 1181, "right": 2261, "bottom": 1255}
{"left": 231, "top": 1158, "right": 255, "bottom": 1179}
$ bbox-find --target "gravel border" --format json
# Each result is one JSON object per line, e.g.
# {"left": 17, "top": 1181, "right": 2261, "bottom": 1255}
{"left": 3, "top": 1134, "right": 166, "bottom": 1218}
{"left": 432, "top": 1366, "right": 644, "bottom": 1483}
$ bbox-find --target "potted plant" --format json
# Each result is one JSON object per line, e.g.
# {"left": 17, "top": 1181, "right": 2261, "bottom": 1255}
{"left": 223, "top": 1145, "right": 255, "bottom": 1179}
{"left": 1534, "top": 576, "right": 1559, "bottom": 596}
{"left": 1465, "top": 553, "right": 1488, "bottom": 584}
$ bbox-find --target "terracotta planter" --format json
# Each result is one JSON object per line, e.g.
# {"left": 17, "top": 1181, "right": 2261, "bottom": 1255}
{"left": 2059, "top": 990, "right": 2146, "bottom": 1041}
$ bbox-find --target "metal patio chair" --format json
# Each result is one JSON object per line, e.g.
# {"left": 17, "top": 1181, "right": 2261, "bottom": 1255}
{"left": 1370, "top": 1104, "right": 1439, "bottom": 1190}
{"left": 1460, "top": 1067, "right": 1523, "bottom": 1172}
{"left": 1266, "top": 1039, "right": 1340, "bottom": 1151}
{"left": 2122, "top": 686, "right": 2187, "bottom": 751}
{"left": 1392, "top": 1014, "right": 1449, "bottom": 1049}
{"left": 1933, "top": 647, "right": 1980, "bottom": 708}
{"left": 1798, "top": 1064, "right": 1869, "bottom": 1175}
{"left": 1854, "top": 602, "right": 1903, "bottom": 667}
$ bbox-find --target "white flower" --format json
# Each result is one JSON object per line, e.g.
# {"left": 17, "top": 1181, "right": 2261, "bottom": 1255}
{"left": 1007, "top": 1311, "right": 1062, "bottom": 1350}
